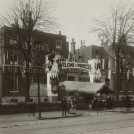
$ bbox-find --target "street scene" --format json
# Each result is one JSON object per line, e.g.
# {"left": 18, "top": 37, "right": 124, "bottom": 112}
{"left": 0, "top": 0, "right": 134, "bottom": 134}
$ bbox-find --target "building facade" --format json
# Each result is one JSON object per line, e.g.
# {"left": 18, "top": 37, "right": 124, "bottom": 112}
{"left": 74, "top": 43, "right": 134, "bottom": 100}
{"left": 0, "top": 26, "right": 69, "bottom": 103}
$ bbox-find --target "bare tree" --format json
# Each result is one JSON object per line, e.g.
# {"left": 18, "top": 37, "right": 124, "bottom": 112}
{"left": 92, "top": 4, "right": 134, "bottom": 100}
{"left": 1, "top": 0, "right": 57, "bottom": 102}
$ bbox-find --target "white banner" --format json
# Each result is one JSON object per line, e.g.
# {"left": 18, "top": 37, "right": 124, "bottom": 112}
{"left": 61, "top": 61, "right": 92, "bottom": 71}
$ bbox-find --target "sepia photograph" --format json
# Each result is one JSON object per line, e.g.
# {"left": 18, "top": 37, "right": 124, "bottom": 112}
{"left": 0, "top": 0, "right": 134, "bottom": 133}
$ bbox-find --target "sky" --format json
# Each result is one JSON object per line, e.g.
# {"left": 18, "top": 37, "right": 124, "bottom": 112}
{"left": 0, "top": 0, "right": 134, "bottom": 48}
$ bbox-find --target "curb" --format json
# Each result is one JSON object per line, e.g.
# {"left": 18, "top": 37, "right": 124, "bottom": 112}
{"left": 104, "top": 110, "right": 134, "bottom": 113}
{"left": 36, "top": 113, "right": 83, "bottom": 120}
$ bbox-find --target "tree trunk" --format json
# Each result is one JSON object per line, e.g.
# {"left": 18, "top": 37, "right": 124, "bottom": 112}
{"left": 25, "top": 60, "right": 30, "bottom": 102}
{"left": 115, "top": 56, "right": 120, "bottom": 101}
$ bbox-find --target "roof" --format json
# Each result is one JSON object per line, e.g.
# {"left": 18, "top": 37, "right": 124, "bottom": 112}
{"left": 63, "top": 81, "right": 105, "bottom": 94}
{"left": 1, "top": 26, "right": 66, "bottom": 38}
{"left": 75, "top": 45, "right": 104, "bottom": 63}
{"left": 97, "top": 85, "right": 114, "bottom": 94}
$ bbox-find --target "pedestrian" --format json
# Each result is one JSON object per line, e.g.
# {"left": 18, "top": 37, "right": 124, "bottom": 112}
{"left": 67, "top": 101, "right": 71, "bottom": 113}
{"left": 73, "top": 98, "right": 77, "bottom": 114}
{"left": 32, "top": 103, "right": 36, "bottom": 116}
{"left": 126, "top": 96, "right": 130, "bottom": 108}
{"left": 88, "top": 100, "right": 92, "bottom": 115}
{"left": 61, "top": 97, "right": 67, "bottom": 116}
{"left": 28, "top": 103, "right": 36, "bottom": 117}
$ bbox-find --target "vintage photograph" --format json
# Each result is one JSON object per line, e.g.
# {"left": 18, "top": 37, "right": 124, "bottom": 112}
{"left": 0, "top": 0, "right": 134, "bottom": 133}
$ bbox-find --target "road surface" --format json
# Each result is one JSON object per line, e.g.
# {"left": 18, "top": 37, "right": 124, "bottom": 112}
{"left": 1, "top": 111, "right": 134, "bottom": 134}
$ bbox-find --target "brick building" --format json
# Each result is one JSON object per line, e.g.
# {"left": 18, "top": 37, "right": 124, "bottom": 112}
{"left": 74, "top": 44, "right": 134, "bottom": 100}
{"left": 0, "top": 26, "right": 69, "bottom": 103}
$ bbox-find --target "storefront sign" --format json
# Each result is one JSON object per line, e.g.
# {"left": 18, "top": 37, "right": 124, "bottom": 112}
{"left": 61, "top": 61, "right": 92, "bottom": 71}
{"left": 5, "top": 66, "right": 45, "bottom": 73}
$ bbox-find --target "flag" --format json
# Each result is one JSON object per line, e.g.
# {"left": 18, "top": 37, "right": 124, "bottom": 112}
{"left": 132, "top": 68, "right": 134, "bottom": 76}
{"left": 21, "top": 68, "right": 26, "bottom": 78}
{"left": 108, "top": 60, "right": 111, "bottom": 69}
{"left": 67, "top": 53, "right": 71, "bottom": 61}
{"left": 97, "top": 59, "right": 100, "bottom": 69}
{"left": 127, "top": 70, "right": 130, "bottom": 80}
{"left": 102, "top": 59, "right": 105, "bottom": 69}
{"left": 3, "top": 53, "right": 5, "bottom": 64}
{"left": 123, "top": 59, "right": 125, "bottom": 65}
{"left": 108, "top": 70, "right": 111, "bottom": 79}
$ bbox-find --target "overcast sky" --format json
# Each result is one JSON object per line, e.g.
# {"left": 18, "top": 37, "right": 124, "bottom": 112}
{"left": 0, "top": 0, "right": 134, "bottom": 48}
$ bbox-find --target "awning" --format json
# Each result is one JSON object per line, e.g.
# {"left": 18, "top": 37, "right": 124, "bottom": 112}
{"left": 30, "top": 83, "right": 47, "bottom": 97}
{"left": 97, "top": 85, "right": 114, "bottom": 94}
{"left": 62, "top": 81, "right": 105, "bottom": 94}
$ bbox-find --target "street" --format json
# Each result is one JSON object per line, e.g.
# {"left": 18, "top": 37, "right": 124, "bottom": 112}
{"left": 1, "top": 111, "right": 134, "bottom": 134}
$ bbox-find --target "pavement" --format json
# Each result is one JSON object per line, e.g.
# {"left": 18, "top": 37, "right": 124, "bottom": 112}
{"left": 0, "top": 110, "right": 83, "bottom": 123}
{"left": 104, "top": 106, "right": 134, "bottom": 113}
{"left": 0, "top": 107, "right": 134, "bottom": 123}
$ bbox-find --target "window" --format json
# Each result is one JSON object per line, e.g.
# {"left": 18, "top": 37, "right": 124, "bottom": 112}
{"left": 120, "top": 78, "right": 124, "bottom": 92}
{"left": 8, "top": 51, "right": 18, "bottom": 64}
{"left": 56, "top": 39, "right": 62, "bottom": 50}
{"left": 68, "top": 76, "right": 74, "bottom": 81}
{"left": 9, "top": 73, "right": 18, "bottom": 92}
{"left": 96, "top": 50, "right": 99, "bottom": 55}
{"left": 128, "top": 74, "right": 132, "bottom": 91}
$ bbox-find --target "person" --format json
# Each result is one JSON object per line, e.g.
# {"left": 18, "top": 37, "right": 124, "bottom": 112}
{"left": 28, "top": 103, "right": 36, "bottom": 117}
{"left": 70, "top": 99, "right": 73, "bottom": 113}
{"left": 61, "top": 97, "right": 67, "bottom": 116}
{"left": 73, "top": 98, "right": 77, "bottom": 114}
{"left": 125, "top": 96, "right": 130, "bottom": 108}
{"left": 32, "top": 103, "right": 36, "bottom": 116}
{"left": 92, "top": 97, "right": 97, "bottom": 109}
{"left": 88, "top": 100, "right": 92, "bottom": 115}
{"left": 67, "top": 101, "right": 71, "bottom": 113}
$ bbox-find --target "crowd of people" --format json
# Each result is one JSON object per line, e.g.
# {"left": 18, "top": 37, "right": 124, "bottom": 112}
{"left": 61, "top": 95, "right": 133, "bottom": 116}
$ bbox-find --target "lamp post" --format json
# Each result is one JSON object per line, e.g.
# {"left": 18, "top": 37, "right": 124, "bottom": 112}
{"left": 96, "top": 93, "right": 100, "bottom": 115}
{"left": 37, "top": 54, "right": 41, "bottom": 118}
{"left": 34, "top": 42, "right": 49, "bottom": 118}
{"left": 12, "top": 49, "right": 17, "bottom": 103}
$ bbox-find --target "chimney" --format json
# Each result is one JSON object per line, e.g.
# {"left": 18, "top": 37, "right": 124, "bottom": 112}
{"left": 70, "top": 38, "right": 75, "bottom": 55}
{"left": 83, "top": 40, "right": 85, "bottom": 47}
{"left": 81, "top": 40, "right": 85, "bottom": 47}
{"left": 59, "top": 30, "right": 61, "bottom": 35}
{"left": 81, "top": 40, "right": 82, "bottom": 47}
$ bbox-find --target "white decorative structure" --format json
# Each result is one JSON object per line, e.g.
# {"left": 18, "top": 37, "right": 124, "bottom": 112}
{"left": 47, "top": 71, "right": 58, "bottom": 102}
{"left": 46, "top": 54, "right": 60, "bottom": 102}
{"left": 88, "top": 59, "right": 101, "bottom": 82}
